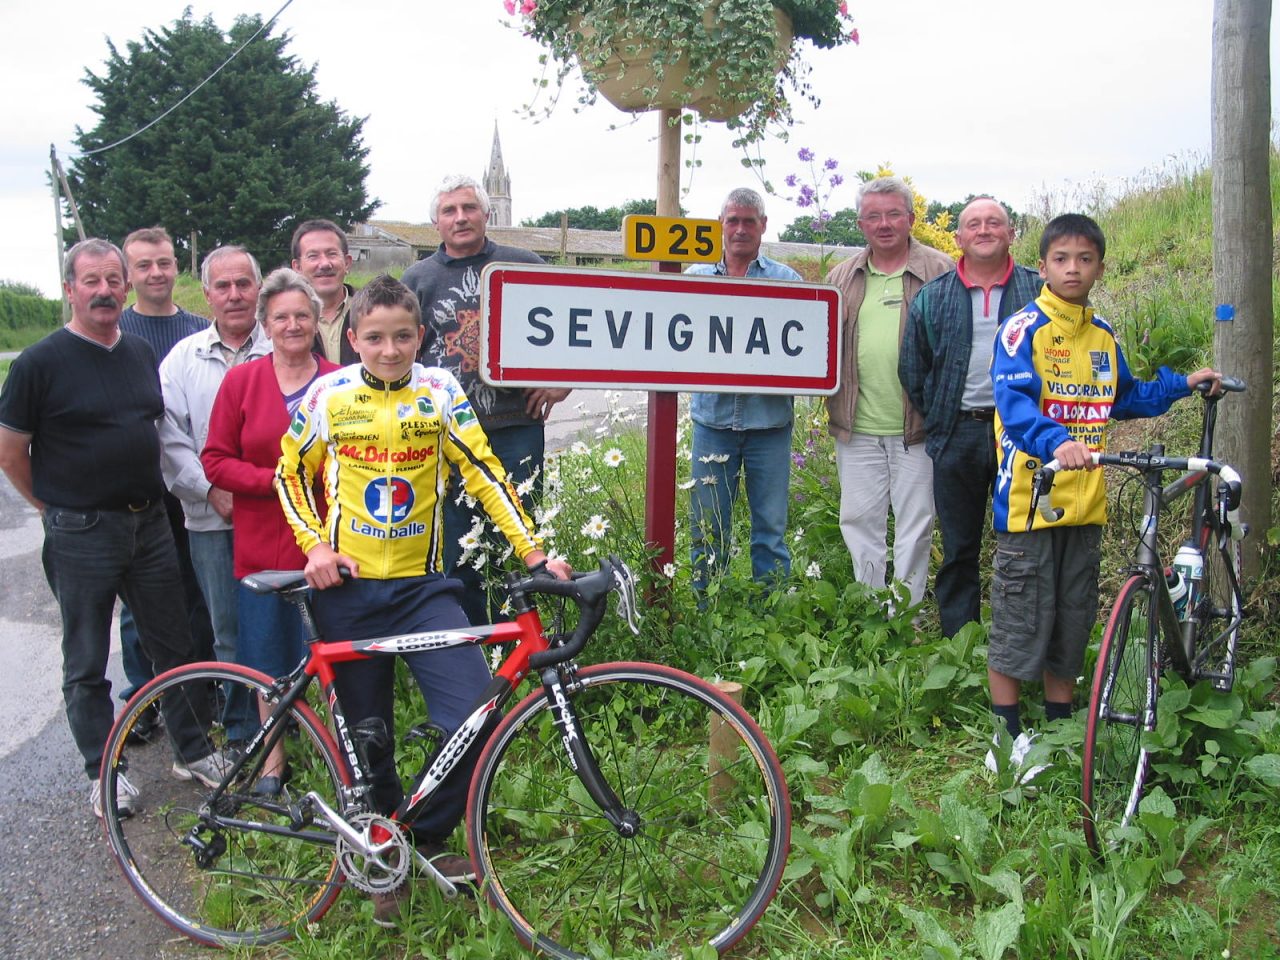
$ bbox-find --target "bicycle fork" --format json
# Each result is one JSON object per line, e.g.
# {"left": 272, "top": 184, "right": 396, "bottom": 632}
{"left": 540, "top": 667, "right": 636, "bottom": 836}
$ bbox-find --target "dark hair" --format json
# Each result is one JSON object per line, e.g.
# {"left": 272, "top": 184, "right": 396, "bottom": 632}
{"left": 1039, "top": 213, "right": 1106, "bottom": 260}
{"left": 290, "top": 219, "right": 349, "bottom": 260}
{"left": 349, "top": 274, "right": 421, "bottom": 330}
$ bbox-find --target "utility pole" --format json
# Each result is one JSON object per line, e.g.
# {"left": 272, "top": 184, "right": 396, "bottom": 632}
{"left": 1211, "top": 0, "right": 1273, "bottom": 578}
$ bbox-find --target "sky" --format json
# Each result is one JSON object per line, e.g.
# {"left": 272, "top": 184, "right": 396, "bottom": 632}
{"left": 3, "top": 1, "right": 1277, "bottom": 298}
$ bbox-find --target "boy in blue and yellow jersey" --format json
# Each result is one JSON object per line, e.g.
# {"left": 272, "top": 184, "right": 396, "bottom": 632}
{"left": 277, "top": 275, "right": 570, "bottom": 919}
{"left": 986, "top": 214, "right": 1219, "bottom": 776}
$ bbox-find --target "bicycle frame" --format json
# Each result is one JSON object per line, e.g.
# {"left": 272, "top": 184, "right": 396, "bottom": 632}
{"left": 221, "top": 563, "right": 637, "bottom": 893}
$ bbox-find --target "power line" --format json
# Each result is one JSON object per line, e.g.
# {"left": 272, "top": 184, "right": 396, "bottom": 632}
{"left": 79, "top": 0, "right": 296, "bottom": 157}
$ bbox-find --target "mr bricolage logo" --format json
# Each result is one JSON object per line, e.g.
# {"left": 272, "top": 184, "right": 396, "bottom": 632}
{"left": 351, "top": 476, "right": 426, "bottom": 540}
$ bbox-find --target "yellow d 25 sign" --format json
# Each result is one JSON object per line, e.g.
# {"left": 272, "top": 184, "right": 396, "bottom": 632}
{"left": 622, "top": 215, "right": 722, "bottom": 263}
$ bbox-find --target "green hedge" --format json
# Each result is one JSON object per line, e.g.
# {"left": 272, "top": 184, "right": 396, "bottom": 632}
{"left": 0, "top": 288, "right": 60, "bottom": 332}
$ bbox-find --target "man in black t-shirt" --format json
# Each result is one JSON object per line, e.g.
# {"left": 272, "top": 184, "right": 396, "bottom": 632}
{"left": 0, "top": 238, "right": 226, "bottom": 820}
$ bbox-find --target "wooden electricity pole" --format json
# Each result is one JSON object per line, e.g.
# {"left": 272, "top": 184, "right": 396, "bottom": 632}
{"left": 1211, "top": 0, "right": 1273, "bottom": 578}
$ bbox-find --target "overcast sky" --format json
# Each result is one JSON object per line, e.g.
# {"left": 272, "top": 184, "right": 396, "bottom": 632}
{"left": 3, "top": 1, "right": 1277, "bottom": 297}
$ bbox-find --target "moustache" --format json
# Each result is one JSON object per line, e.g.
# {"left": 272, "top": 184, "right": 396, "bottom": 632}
{"left": 89, "top": 295, "right": 119, "bottom": 309}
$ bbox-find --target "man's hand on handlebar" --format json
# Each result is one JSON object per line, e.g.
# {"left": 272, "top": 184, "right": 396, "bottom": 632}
{"left": 303, "top": 544, "right": 359, "bottom": 590}
{"left": 527, "top": 549, "right": 573, "bottom": 581}
{"left": 1051, "top": 439, "right": 1095, "bottom": 471}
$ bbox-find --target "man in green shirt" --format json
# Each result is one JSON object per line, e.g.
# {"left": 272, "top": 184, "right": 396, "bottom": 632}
{"left": 824, "top": 177, "right": 955, "bottom": 612}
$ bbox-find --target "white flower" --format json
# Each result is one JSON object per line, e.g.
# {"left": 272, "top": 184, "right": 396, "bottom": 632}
{"left": 699, "top": 475, "right": 719, "bottom": 486}
{"left": 457, "top": 530, "right": 482, "bottom": 554}
{"left": 586, "top": 484, "right": 602, "bottom": 494}
{"left": 535, "top": 525, "right": 557, "bottom": 540}
{"left": 698, "top": 453, "right": 730, "bottom": 464}
{"left": 515, "top": 475, "right": 536, "bottom": 497}
{"left": 583, "top": 545, "right": 597, "bottom": 556}
{"left": 571, "top": 441, "right": 590, "bottom": 456}
{"left": 581, "top": 514, "right": 609, "bottom": 540}
{"left": 678, "top": 479, "right": 696, "bottom": 490}
{"left": 603, "top": 448, "right": 625, "bottom": 468}
{"left": 738, "top": 660, "right": 747, "bottom": 671}
{"left": 792, "top": 526, "right": 805, "bottom": 542}
{"left": 805, "top": 562, "right": 822, "bottom": 579}
{"left": 535, "top": 503, "right": 561, "bottom": 524}
{"left": 662, "top": 562, "right": 676, "bottom": 578}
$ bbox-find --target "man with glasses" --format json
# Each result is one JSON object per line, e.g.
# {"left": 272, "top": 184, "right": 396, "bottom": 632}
{"left": 291, "top": 218, "right": 357, "bottom": 364}
{"left": 824, "top": 177, "right": 954, "bottom": 616}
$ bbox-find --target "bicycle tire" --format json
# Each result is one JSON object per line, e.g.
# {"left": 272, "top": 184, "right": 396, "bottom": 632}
{"left": 100, "top": 662, "right": 350, "bottom": 947}
{"left": 467, "top": 661, "right": 791, "bottom": 959}
{"left": 1195, "top": 515, "right": 1244, "bottom": 689}
{"left": 1082, "top": 574, "right": 1158, "bottom": 855}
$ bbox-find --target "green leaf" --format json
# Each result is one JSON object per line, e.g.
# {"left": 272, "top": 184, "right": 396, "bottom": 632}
{"left": 898, "top": 904, "right": 962, "bottom": 958}
{"left": 921, "top": 663, "right": 959, "bottom": 690}
{"left": 973, "top": 901, "right": 1024, "bottom": 960}
{"left": 1138, "top": 785, "right": 1176, "bottom": 818}
{"left": 1245, "top": 753, "right": 1280, "bottom": 787}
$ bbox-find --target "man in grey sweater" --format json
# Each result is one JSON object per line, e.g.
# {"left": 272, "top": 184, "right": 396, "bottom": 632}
{"left": 400, "top": 174, "right": 569, "bottom": 624}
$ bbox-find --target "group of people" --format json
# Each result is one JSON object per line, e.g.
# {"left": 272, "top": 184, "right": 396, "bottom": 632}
{"left": 0, "top": 174, "right": 576, "bottom": 924}
{"left": 0, "top": 165, "right": 1220, "bottom": 922}
{"left": 698, "top": 177, "right": 1219, "bottom": 779}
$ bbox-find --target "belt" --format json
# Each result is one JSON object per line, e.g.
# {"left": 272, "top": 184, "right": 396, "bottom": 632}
{"left": 125, "top": 500, "right": 155, "bottom": 512}
{"left": 958, "top": 408, "right": 995, "bottom": 422}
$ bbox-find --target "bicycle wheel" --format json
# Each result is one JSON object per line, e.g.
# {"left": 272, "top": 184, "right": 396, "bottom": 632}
{"left": 1194, "top": 518, "right": 1244, "bottom": 689}
{"left": 100, "top": 663, "right": 350, "bottom": 946}
{"left": 1082, "top": 575, "right": 1158, "bottom": 855}
{"left": 467, "top": 661, "right": 791, "bottom": 959}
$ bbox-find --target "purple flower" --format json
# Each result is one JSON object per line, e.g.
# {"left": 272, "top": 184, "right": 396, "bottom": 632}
{"left": 784, "top": 173, "right": 798, "bottom": 188}
{"left": 810, "top": 219, "right": 825, "bottom": 233}
{"left": 797, "top": 147, "right": 815, "bottom": 162}
{"left": 824, "top": 158, "right": 839, "bottom": 171}
{"left": 829, "top": 173, "right": 844, "bottom": 187}
{"left": 791, "top": 452, "right": 806, "bottom": 467}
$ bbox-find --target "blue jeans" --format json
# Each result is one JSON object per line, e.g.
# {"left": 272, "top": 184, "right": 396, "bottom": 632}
{"left": 689, "top": 422, "right": 793, "bottom": 590}
{"left": 119, "top": 493, "right": 214, "bottom": 699}
{"left": 313, "top": 575, "right": 492, "bottom": 844}
{"left": 444, "top": 422, "right": 544, "bottom": 626}
{"left": 188, "top": 528, "right": 256, "bottom": 741}
{"left": 41, "top": 502, "right": 211, "bottom": 777}
{"left": 931, "top": 418, "right": 998, "bottom": 638}
{"left": 236, "top": 584, "right": 309, "bottom": 679}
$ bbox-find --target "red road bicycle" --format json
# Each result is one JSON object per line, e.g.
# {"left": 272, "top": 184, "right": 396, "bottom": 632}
{"left": 99, "top": 557, "right": 791, "bottom": 957}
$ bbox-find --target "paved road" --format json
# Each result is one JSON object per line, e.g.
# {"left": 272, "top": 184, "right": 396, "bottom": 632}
{"left": 0, "top": 386, "right": 646, "bottom": 957}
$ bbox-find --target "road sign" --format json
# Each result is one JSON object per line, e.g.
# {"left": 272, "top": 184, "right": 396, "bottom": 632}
{"left": 622, "top": 215, "right": 722, "bottom": 263}
{"left": 481, "top": 263, "right": 841, "bottom": 395}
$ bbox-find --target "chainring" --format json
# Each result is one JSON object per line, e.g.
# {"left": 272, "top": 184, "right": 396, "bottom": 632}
{"left": 335, "top": 812, "right": 413, "bottom": 894}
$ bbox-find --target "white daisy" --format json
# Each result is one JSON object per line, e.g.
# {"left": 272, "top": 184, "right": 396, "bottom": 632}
{"left": 581, "top": 514, "right": 609, "bottom": 540}
{"left": 603, "top": 448, "right": 625, "bottom": 468}
{"left": 805, "top": 562, "right": 822, "bottom": 579}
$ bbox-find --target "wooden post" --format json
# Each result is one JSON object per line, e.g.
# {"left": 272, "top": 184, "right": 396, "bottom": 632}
{"left": 190, "top": 231, "right": 199, "bottom": 277}
{"left": 49, "top": 146, "right": 68, "bottom": 321}
{"left": 1211, "top": 0, "right": 1273, "bottom": 578}
{"left": 53, "top": 156, "right": 86, "bottom": 243}
{"left": 645, "top": 108, "right": 682, "bottom": 578}
{"left": 708, "top": 680, "right": 744, "bottom": 808}
{"left": 559, "top": 212, "right": 569, "bottom": 263}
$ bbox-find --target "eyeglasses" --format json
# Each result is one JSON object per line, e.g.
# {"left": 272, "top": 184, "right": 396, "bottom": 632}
{"left": 858, "top": 211, "right": 908, "bottom": 226}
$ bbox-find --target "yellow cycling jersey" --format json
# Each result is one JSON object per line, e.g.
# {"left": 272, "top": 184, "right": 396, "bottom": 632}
{"left": 277, "top": 363, "right": 539, "bottom": 580}
{"left": 991, "top": 288, "right": 1190, "bottom": 532}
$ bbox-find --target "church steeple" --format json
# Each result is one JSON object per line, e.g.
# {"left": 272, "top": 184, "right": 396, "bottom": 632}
{"left": 484, "top": 122, "right": 512, "bottom": 227}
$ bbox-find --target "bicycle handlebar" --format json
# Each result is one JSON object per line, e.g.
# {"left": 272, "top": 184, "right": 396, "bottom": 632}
{"left": 511, "top": 556, "right": 641, "bottom": 670}
{"left": 1196, "top": 374, "right": 1246, "bottom": 395}
{"left": 1028, "top": 452, "right": 1244, "bottom": 531}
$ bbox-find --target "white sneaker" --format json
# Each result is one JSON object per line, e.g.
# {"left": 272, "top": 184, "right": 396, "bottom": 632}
{"left": 173, "top": 749, "right": 233, "bottom": 788}
{"left": 91, "top": 773, "right": 140, "bottom": 819}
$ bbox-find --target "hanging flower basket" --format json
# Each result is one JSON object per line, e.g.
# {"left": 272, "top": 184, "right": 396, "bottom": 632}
{"left": 507, "top": 0, "right": 859, "bottom": 147}
{"left": 574, "top": 7, "right": 794, "bottom": 121}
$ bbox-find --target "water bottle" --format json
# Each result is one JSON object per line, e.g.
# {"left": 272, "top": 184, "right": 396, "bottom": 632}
{"left": 1171, "top": 542, "right": 1203, "bottom": 621}
{"left": 1164, "top": 567, "right": 1188, "bottom": 620}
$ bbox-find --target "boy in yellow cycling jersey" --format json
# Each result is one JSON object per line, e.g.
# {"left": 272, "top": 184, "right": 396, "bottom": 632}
{"left": 277, "top": 274, "right": 569, "bottom": 919}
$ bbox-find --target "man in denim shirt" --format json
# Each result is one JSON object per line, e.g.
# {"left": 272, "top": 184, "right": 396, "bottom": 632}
{"left": 686, "top": 188, "right": 801, "bottom": 592}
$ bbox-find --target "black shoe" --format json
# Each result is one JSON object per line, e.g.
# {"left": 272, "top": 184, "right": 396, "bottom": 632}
{"left": 124, "top": 703, "right": 163, "bottom": 746}
{"left": 251, "top": 775, "right": 290, "bottom": 802}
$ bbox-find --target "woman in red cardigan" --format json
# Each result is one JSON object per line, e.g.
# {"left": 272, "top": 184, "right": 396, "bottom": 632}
{"left": 202, "top": 268, "right": 340, "bottom": 797}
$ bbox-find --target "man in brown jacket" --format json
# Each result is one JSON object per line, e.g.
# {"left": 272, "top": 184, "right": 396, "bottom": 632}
{"left": 825, "top": 176, "right": 955, "bottom": 611}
